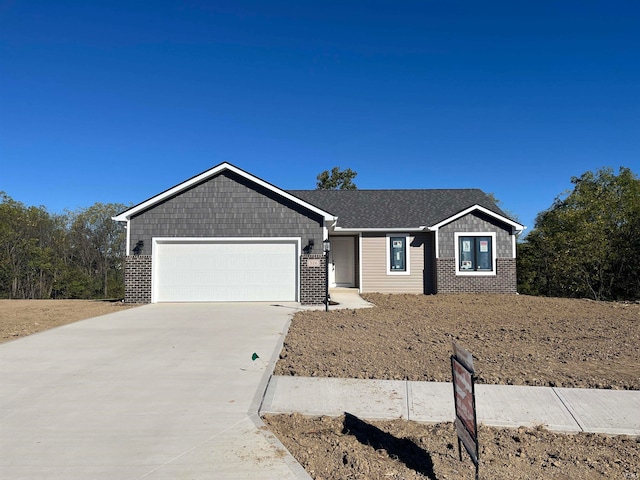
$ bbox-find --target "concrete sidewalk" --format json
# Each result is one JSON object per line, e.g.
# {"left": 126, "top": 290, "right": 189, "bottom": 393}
{"left": 260, "top": 376, "right": 640, "bottom": 437}
{"left": 300, "top": 287, "right": 375, "bottom": 311}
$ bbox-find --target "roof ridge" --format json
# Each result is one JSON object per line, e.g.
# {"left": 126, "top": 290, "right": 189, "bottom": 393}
{"left": 287, "top": 188, "right": 485, "bottom": 192}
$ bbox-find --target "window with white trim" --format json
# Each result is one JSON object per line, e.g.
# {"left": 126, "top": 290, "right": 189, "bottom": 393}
{"left": 386, "top": 234, "right": 410, "bottom": 275}
{"left": 454, "top": 232, "right": 496, "bottom": 275}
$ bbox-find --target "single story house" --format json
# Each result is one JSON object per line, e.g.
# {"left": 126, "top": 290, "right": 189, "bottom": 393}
{"left": 113, "top": 162, "right": 524, "bottom": 304}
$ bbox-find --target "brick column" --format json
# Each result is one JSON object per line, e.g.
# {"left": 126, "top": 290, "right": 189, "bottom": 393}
{"left": 300, "top": 254, "right": 326, "bottom": 305}
{"left": 124, "top": 255, "right": 152, "bottom": 303}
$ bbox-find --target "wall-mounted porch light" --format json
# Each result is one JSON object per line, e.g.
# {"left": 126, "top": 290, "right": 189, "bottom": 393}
{"left": 133, "top": 240, "right": 144, "bottom": 255}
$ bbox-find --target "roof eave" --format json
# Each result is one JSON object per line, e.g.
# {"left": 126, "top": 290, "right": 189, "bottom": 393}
{"left": 428, "top": 204, "right": 525, "bottom": 233}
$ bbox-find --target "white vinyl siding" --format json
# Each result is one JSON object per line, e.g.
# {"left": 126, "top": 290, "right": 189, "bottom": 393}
{"left": 361, "top": 234, "right": 424, "bottom": 293}
{"left": 153, "top": 238, "right": 298, "bottom": 302}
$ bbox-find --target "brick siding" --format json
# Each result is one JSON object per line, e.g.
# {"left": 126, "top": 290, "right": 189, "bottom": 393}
{"left": 300, "top": 254, "right": 327, "bottom": 305}
{"left": 125, "top": 255, "right": 152, "bottom": 303}
{"left": 436, "top": 258, "right": 517, "bottom": 294}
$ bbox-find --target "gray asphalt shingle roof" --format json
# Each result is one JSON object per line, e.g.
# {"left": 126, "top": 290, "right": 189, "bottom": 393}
{"left": 287, "top": 189, "right": 508, "bottom": 229}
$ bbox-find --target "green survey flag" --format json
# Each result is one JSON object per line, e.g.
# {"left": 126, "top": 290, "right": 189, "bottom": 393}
{"left": 251, "top": 352, "right": 260, "bottom": 361}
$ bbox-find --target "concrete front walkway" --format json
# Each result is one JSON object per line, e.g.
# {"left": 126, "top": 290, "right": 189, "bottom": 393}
{"left": 0, "top": 303, "right": 309, "bottom": 480}
{"left": 261, "top": 376, "right": 640, "bottom": 437}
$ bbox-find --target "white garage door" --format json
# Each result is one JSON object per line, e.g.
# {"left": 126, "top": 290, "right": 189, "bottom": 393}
{"left": 154, "top": 239, "right": 298, "bottom": 302}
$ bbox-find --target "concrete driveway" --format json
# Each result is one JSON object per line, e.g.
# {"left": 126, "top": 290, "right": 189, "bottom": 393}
{"left": 0, "top": 303, "right": 309, "bottom": 479}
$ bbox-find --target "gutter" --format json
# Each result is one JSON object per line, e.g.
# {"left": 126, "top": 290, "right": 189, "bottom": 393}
{"left": 332, "top": 226, "right": 427, "bottom": 233}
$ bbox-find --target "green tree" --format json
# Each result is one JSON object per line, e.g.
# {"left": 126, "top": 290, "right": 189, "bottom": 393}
{"left": 67, "top": 203, "right": 127, "bottom": 298}
{"left": 316, "top": 167, "right": 358, "bottom": 190}
{"left": 0, "top": 193, "right": 127, "bottom": 299}
{"left": 517, "top": 167, "right": 640, "bottom": 300}
{"left": 0, "top": 193, "right": 67, "bottom": 299}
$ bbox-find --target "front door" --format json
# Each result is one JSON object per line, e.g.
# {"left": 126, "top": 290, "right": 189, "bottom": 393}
{"left": 329, "top": 236, "right": 355, "bottom": 287}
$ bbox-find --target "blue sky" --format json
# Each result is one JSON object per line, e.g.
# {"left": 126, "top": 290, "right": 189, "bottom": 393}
{"left": 1, "top": 1, "right": 638, "bottom": 233}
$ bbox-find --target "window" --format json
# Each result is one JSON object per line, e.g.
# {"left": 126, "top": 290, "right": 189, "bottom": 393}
{"left": 454, "top": 233, "right": 496, "bottom": 275}
{"left": 387, "top": 234, "right": 410, "bottom": 275}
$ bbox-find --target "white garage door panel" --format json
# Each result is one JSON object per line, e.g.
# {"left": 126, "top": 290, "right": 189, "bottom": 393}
{"left": 155, "top": 241, "right": 297, "bottom": 302}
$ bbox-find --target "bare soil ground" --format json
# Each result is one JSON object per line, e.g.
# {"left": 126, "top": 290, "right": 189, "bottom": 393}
{"left": 267, "top": 294, "right": 640, "bottom": 479}
{"left": 275, "top": 294, "right": 640, "bottom": 389}
{"left": 0, "top": 299, "right": 137, "bottom": 343}
{"left": 264, "top": 414, "right": 639, "bottom": 480}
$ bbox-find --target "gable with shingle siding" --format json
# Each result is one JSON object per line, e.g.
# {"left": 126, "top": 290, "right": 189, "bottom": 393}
{"left": 128, "top": 171, "right": 325, "bottom": 256}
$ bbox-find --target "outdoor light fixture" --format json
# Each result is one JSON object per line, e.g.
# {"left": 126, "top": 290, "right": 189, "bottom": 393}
{"left": 323, "top": 239, "right": 330, "bottom": 311}
{"left": 133, "top": 240, "right": 144, "bottom": 255}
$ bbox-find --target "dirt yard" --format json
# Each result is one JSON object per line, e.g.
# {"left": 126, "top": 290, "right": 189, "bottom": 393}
{"left": 2, "top": 294, "right": 638, "bottom": 479}
{"left": 264, "top": 414, "right": 639, "bottom": 480}
{"left": 0, "top": 299, "right": 137, "bottom": 343}
{"left": 275, "top": 294, "right": 640, "bottom": 390}
{"left": 268, "top": 293, "right": 640, "bottom": 479}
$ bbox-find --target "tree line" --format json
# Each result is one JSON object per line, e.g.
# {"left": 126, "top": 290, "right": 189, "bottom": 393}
{"left": 0, "top": 193, "right": 127, "bottom": 299}
{"left": 517, "top": 167, "right": 640, "bottom": 301}
{"left": 2, "top": 166, "right": 638, "bottom": 301}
